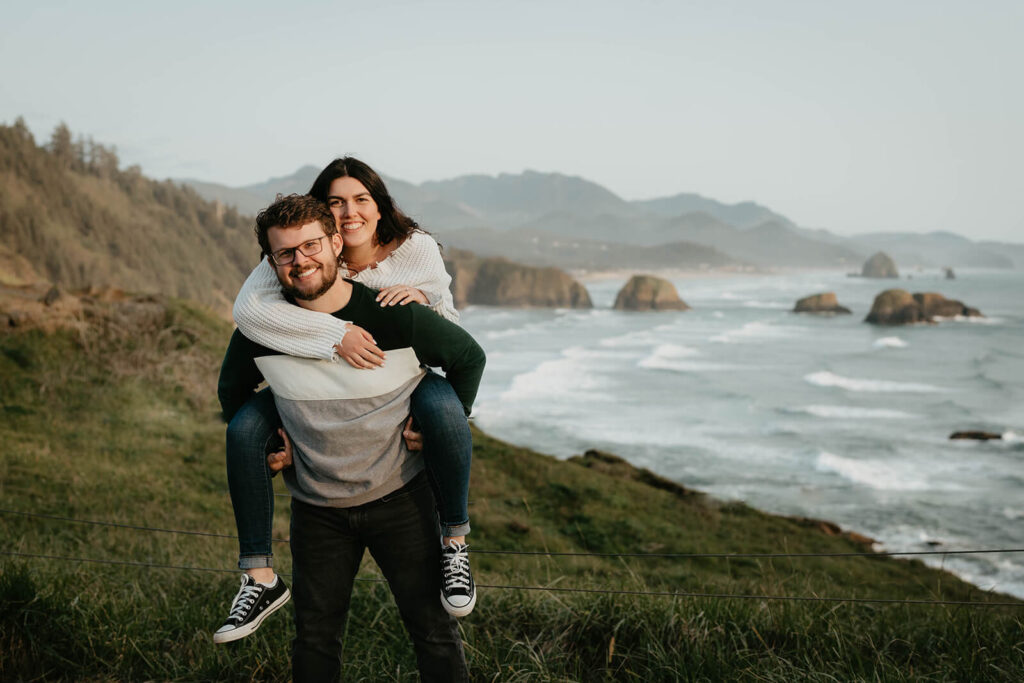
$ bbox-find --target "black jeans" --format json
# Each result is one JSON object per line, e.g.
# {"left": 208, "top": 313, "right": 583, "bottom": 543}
{"left": 290, "top": 473, "right": 468, "bottom": 682}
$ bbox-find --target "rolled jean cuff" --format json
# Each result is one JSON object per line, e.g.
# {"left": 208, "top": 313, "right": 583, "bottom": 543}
{"left": 441, "top": 520, "right": 471, "bottom": 538}
{"left": 238, "top": 554, "right": 274, "bottom": 570}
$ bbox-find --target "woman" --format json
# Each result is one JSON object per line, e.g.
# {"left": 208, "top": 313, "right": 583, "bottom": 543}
{"left": 214, "top": 157, "right": 476, "bottom": 644}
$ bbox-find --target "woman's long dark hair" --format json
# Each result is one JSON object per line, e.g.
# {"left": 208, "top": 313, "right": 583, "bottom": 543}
{"left": 308, "top": 157, "right": 420, "bottom": 246}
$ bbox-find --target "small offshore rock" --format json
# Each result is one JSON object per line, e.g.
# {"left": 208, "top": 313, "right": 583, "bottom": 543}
{"left": 793, "top": 292, "right": 851, "bottom": 315}
{"left": 865, "top": 290, "right": 984, "bottom": 325}
{"left": 949, "top": 430, "right": 1002, "bottom": 441}
{"left": 861, "top": 251, "right": 899, "bottom": 278}
{"left": 613, "top": 275, "right": 690, "bottom": 311}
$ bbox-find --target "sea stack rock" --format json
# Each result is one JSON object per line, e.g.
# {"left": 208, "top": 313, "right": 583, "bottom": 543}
{"left": 949, "top": 430, "right": 1002, "bottom": 441}
{"left": 613, "top": 275, "right": 690, "bottom": 311}
{"left": 793, "top": 292, "right": 851, "bottom": 315}
{"left": 865, "top": 289, "right": 983, "bottom": 325}
{"left": 861, "top": 252, "right": 899, "bottom": 279}
{"left": 443, "top": 249, "right": 593, "bottom": 308}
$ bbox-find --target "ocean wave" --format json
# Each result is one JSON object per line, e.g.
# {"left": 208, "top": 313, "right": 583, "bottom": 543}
{"left": 872, "top": 336, "right": 908, "bottom": 349}
{"left": 635, "top": 343, "right": 739, "bottom": 374}
{"left": 804, "top": 371, "right": 947, "bottom": 393}
{"left": 599, "top": 330, "right": 664, "bottom": 348}
{"left": 711, "top": 321, "right": 804, "bottom": 343}
{"left": 501, "top": 349, "right": 614, "bottom": 402}
{"left": 742, "top": 301, "right": 791, "bottom": 309}
{"left": 932, "top": 315, "right": 1002, "bottom": 325}
{"left": 791, "top": 405, "right": 917, "bottom": 419}
{"left": 814, "top": 452, "right": 936, "bottom": 491}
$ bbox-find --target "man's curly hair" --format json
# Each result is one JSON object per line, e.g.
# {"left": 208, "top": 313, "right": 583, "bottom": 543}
{"left": 254, "top": 193, "right": 337, "bottom": 258}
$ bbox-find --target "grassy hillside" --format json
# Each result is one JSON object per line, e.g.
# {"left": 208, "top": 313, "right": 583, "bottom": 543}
{"left": 0, "top": 121, "right": 259, "bottom": 312}
{"left": 1, "top": 290, "right": 1022, "bottom": 681}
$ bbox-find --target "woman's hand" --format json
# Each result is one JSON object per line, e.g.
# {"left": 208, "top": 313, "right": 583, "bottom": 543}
{"left": 376, "top": 285, "right": 428, "bottom": 307}
{"left": 334, "top": 323, "right": 386, "bottom": 369}
{"left": 267, "top": 428, "right": 293, "bottom": 472}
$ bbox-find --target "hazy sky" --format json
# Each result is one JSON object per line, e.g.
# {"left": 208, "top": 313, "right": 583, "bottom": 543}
{"left": 2, "top": 1, "right": 1022, "bottom": 241}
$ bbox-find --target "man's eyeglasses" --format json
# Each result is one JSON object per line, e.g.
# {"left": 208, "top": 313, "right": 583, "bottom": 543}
{"left": 269, "top": 235, "right": 328, "bottom": 266}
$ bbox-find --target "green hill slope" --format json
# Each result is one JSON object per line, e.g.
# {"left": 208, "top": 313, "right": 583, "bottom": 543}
{"left": 1, "top": 291, "right": 1021, "bottom": 680}
{"left": 0, "top": 120, "right": 259, "bottom": 312}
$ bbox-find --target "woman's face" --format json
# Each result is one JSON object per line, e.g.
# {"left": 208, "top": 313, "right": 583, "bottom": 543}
{"left": 326, "top": 176, "right": 381, "bottom": 252}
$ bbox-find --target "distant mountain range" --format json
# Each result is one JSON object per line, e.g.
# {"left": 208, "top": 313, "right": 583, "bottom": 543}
{"left": 177, "top": 166, "right": 1023, "bottom": 271}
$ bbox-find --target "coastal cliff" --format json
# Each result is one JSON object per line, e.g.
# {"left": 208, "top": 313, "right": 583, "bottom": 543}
{"left": 442, "top": 248, "right": 592, "bottom": 308}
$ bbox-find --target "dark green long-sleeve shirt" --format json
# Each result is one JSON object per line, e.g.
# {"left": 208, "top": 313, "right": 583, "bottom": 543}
{"left": 218, "top": 280, "right": 485, "bottom": 423}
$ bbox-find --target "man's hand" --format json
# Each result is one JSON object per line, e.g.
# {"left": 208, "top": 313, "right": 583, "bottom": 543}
{"left": 334, "top": 323, "right": 386, "bottom": 369}
{"left": 267, "top": 428, "right": 294, "bottom": 472}
{"left": 376, "top": 285, "right": 428, "bottom": 307}
{"left": 403, "top": 416, "right": 423, "bottom": 451}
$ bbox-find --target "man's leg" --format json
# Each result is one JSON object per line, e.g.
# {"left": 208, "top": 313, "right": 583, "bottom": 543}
{"left": 291, "top": 498, "right": 364, "bottom": 683}
{"left": 364, "top": 474, "right": 469, "bottom": 682}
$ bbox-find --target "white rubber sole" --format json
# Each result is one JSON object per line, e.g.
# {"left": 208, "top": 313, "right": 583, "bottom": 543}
{"left": 440, "top": 588, "right": 477, "bottom": 618}
{"left": 213, "top": 587, "right": 291, "bottom": 644}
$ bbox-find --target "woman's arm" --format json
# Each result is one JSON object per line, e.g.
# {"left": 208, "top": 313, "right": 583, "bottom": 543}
{"left": 376, "top": 232, "right": 460, "bottom": 323}
{"left": 232, "top": 259, "right": 350, "bottom": 361}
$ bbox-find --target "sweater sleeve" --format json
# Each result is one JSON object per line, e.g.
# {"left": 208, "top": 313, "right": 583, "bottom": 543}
{"left": 232, "top": 259, "right": 351, "bottom": 361}
{"left": 403, "top": 233, "right": 460, "bottom": 324}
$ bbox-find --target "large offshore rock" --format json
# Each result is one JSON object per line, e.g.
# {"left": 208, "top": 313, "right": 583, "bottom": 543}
{"left": 793, "top": 292, "right": 851, "bottom": 315}
{"left": 861, "top": 251, "right": 899, "bottom": 278}
{"left": 612, "top": 275, "right": 690, "bottom": 311}
{"left": 443, "top": 249, "right": 592, "bottom": 308}
{"left": 865, "top": 289, "right": 983, "bottom": 325}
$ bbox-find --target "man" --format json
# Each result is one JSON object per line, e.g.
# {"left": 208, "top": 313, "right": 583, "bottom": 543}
{"left": 218, "top": 194, "right": 482, "bottom": 681}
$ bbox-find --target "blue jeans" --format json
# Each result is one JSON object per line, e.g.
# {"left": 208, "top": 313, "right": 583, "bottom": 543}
{"left": 290, "top": 475, "right": 468, "bottom": 682}
{"left": 225, "top": 372, "right": 472, "bottom": 569}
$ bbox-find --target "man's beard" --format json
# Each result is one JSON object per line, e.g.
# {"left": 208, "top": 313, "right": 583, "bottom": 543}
{"left": 280, "top": 259, "right": 338, "bottom": 301}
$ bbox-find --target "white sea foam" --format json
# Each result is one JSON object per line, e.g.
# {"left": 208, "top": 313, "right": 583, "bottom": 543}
{"left": 501, "top": 347, "right": 613, "bottom": 402}
{"left": 1003, "top": 430, "right": 1022, "bottom": 443}
{"left": 872, "top": 336, "right": 908, "bottom": 349}
{"left": 1003, "top": 507, "right": 1024, "bottom": 520}
{"left": 712, "top": 311, "right": 725, "bottom": 318}
{"left": 794, "top": 405, "right": 917, "bottom": 419}
{"left": 804, "top": 371, "right": 946, "bottom": 393}
{"left": 599, "top": 330, "right": 663, "bottom": 348}
{"left": 711, "top": 321, "right": 802, "bottom": 343}
{"left": 638, "top": 343, "right": 735, "bottom": 372}
{"left": 742, "top": 301, "right": 790, "bottom": 309}
{"left": 814, "top": 452, "right": 932, "bottom": 491}
{"left": 933, "top": 315, "right": 1001, "bottom": 325}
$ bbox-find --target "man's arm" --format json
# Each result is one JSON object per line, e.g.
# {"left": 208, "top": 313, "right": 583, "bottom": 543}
{"left": 217, "top": 329, "right": 269, "bottom": 423}
{"left": 405, "top": 305, "right": 485, "bottom": 415}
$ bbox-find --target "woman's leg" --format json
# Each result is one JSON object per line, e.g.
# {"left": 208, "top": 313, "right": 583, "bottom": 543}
{"left": 225, "top": 388, "right": 281, "bottom": 570}
{"left": 409, "top": 372, "right": 472, "bottom": 540}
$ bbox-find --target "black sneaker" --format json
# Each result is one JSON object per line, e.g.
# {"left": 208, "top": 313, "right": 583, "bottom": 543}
{"left": 213, "top": 573, "right": 290, "bottom": 644}
{"left": 440, "top": 540, "right": 476, "bottom": 617}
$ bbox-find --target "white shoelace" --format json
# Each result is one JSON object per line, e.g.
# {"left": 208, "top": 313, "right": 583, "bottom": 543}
{"left": 227, "top": 578, "right": 263, "bottom": 621}
{"left": 442, "top": 544, "right": 471, "bottom": 591}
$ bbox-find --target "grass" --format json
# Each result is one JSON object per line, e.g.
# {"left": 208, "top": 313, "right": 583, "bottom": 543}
{"left": 1, "top": 294, "right": 1022, "bottom": 681}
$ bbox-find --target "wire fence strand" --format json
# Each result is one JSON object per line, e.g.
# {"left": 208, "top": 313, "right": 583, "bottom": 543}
{"left": 2, "top": 550, "right": 1021, "bottom": 608}
{"left": 3, "top": 508, "right": 1022, "bottom": 560}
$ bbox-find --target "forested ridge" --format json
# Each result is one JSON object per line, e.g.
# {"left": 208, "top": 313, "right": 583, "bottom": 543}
{"left": 0, "top": 119, "right": 258, "bottom": 312}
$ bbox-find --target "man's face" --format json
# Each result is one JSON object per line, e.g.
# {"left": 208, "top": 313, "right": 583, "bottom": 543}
{"left": 267, "top": 220, "right": 343, "bottom": 301}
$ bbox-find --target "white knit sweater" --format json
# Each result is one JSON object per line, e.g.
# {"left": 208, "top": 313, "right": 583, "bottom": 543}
{"left": 233, "top": 231, "right": 460, "bottom": 361}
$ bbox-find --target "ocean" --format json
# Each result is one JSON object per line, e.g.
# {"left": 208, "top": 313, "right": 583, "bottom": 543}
{"left": 460, "top": 268, "right": 1024, "bottom": 599}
